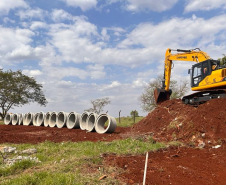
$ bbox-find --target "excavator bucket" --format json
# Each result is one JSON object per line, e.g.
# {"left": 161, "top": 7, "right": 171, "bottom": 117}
{"left": 154, "top": 88, "right": 172, "bottom": 104}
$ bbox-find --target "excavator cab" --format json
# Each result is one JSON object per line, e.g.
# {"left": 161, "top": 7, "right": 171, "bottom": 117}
{"left": 190, "top": 60, "right": 219, "bottom": 87}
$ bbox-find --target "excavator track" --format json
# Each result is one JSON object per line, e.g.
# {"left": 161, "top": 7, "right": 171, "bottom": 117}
{"left": 182, "top": 89, "right": 226, "bottom": 105}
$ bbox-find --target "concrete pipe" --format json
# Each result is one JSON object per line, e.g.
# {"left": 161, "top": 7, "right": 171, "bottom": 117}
{"left": 80, "top": 112, "right": 89, "bottom": 130}
{"left": 49, "top": 112, "right": 57, "bottom": 128}
{"left": 95, "top": 114, "right": 117, "bottom": 134}
{"left": 18, "top": 113, "right": 25, "bottom": 125}
{"left": 23, "top": 112, "right": 34, "bottom": 126}
{"left": 12, "top": 113, "right": 20, "bottom": 125}
{"left": 4, "top": 113, "right": 12, "bottom": 125}
{"left": 57, "top": 111, "right": 69, "bottom": 128}
{"left": 37, "top": 112, "right": 45, "bottom": 126}
{"left": 33, "top": 113, "right": 39, "bottom": 126}
{"left": 23, "top": 113, "right": 28, "bottom": 125}
{"left": 66, "top": 112, "right": 81, "bottom": 129}
{"left": 87, "top": 112, "right": 98, "bottom": 132}
{"left": 44, "top": 112, "right": 51, "bottom": 127}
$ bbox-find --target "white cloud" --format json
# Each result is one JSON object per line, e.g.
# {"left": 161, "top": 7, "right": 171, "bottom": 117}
{"left": 118, "top": 14, "right": 226, "bottom": 52}
{"left": 62, "top": 0, "right": 97, "bottom": 11}
{"left": 51, "top": 9, "right": 74, "bottom": 22}
{"left": 44, "top": 14, "right": 226, "bottom": 69}
{"left": 106, "top": 0, "right": 178, "bottom": 12}
{"left": 23, "top": 69, "right": 43, "bottom": 77}
{"left": 101, "top": 28, "right": 110, "bottom": 41}
{"left": 0, "top": 26, "right": 34, "bottom": 60}
{"left": 17, "top": 8, "right": 48, "bottom": 20}
{"left": 126, "top": 0, "right": 178, "bottom": 12}
{"left": 3, "top": 17, "right": 15, "bottom": 24}
{"left": 0, "top": 26, "right": 56, "bottom": 64}
{"left": 43, "top": 66, "right": 89, "bottom": 80}
{"left": 0, "top": 0, "right": 28, "bottom": 15}
{"left": 46, "top": 17, "right": 153, "bottom": 67}
{"left": 30, "top": 21, "right": 48, "bottom": 30}
{"left": 132, "top": 78, "right": 147, "bottom": 88}
{"left": 87, "top": 64, "right": 106, "bottom": 79}
{"left": 101, "top": 81, "right": 121, "bottom": 91}
{"left": 185, "top": 0, "right": 226, "bottom": 13}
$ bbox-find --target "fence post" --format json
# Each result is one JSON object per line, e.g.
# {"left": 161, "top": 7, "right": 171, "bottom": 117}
{"left": 119, "top": 110, "right": 121, "bottom": 124}
{"left": 133, "top": 110, "right": 136, "bottom": 123}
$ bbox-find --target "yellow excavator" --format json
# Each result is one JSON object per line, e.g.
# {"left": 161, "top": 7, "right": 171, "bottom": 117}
{"left": 154, "top": 48, "right": 226, "bottom": 105}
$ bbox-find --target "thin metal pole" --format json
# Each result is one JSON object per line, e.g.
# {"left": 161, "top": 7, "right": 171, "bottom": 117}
{"left": 143, "top": 152, "right": 149, "bottom": 185}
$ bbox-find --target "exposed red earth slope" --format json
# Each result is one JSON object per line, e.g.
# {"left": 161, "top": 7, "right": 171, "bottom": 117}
{"left": 132, "top": 98, "right": 226, "bottom": 146}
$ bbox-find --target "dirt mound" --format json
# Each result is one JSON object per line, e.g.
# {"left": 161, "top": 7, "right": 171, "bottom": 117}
{"left": 105, "top": 144, "right": 226, "bottom": 185}
{"left": 0, "top": 125, "right": 128, "bottom": 144}
{"left": 132, "top": 98, "right": 226, "bottom": 146}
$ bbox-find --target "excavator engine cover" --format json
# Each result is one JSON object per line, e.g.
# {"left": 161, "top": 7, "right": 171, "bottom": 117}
{"left": 154, "top": 88, "right": 172, "bottom": 104}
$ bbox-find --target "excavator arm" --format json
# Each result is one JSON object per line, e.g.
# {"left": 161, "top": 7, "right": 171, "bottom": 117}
{"left": 154, "top": 48, "right": 210, "bottom": 104}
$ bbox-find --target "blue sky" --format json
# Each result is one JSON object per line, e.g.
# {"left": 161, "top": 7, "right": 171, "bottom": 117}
{"left": 1, "top": 0, "right": 226, "bottom": 117}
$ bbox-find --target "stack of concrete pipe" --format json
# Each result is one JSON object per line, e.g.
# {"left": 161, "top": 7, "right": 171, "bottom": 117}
{"left": 3, "top": 111, "right": 117, "bottom": 134}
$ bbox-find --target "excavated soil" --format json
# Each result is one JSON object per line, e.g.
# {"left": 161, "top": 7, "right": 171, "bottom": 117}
{"left": 1, "top": 98, "right": 226, "bottom": 184}
{"left": 0, "top": 125, "right": 128, "bottom": 144}
{"left": 131, "top": 98, "right": 226, "bottom": 147}
{"left": 105, "top": 145, "right": 226, "bottom": 185}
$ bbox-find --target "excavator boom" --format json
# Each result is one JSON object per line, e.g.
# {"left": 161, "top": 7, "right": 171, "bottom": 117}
{"left": 155, "top": 48, "right": 211, "bottom": 104}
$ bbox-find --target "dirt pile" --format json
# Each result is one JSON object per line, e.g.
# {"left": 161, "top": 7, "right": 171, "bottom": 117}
{"left": 132, "top": 98, "right": 226, "bottom": 146}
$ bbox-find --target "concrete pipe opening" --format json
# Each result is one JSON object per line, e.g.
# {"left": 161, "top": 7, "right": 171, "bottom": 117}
{"left": 23, "top": 112, "right": 33, "bottom": 126}
{"left": 33, "top": 113, "right": 39, "bottom": 126}
{"left": 80, "top": 112, "right": 89, "bottom": 130}
{"left": 19, "top": 114, "right": 24, "bottom": 125}
{"left": 44, "top": 112, "right": 51, "bottom": 127}
{"left": 4, "top": 113, "right": 12, "bottom": 125}
{"left": 87, "top": 113, "right": 98, "bottom": 132}
{"left": 49, "top": 112, "right": 57, "bottom": 128}
{"left": 95, "top": 114, "right": 117, "bottom": 134}
{"left": 67, "top": 112, "right": 81, "bottom": 129}
{"left": 37, "top": 112, "right": 45, "bottom": 126}
{"left": 57, "top": 111, "right": 68, "bottom": 128}
{"left": 12, "top": 113, "right": 19, "bottom": 125}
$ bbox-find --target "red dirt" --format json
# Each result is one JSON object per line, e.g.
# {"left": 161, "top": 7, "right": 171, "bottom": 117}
{"left": 0, "top": 125, "right": 128, "bottom": 144}
{"left": 131, "top": 98, "right": 226, "bottom": 146}
{"left": 105, "top": 145, "right": 226, "bottom": 185}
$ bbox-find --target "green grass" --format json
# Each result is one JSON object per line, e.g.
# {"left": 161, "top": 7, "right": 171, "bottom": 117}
{"left": 0, "top": 120, "right": 3, "bottom": 125}
{"left": 116, "top": 116, "right": 144, "bottom": 127}
{"left": 0, "top": 138, "right": 166, "bottom": 185}
{"left": 0, "top": 160, "right": 35, "bottom": 177}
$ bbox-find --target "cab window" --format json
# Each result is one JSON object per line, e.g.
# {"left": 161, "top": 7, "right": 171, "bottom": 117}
{"left": 192, "top": 64, "right": 202, "bottom": 86}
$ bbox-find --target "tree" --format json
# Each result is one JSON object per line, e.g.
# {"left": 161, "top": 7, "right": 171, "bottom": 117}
{"left": 219, "top": 54, "right": 226, "bottom": 66}
{"left": 85, "top": 97, "right": 110, "bottom": 114}
{"left": 130, "top": 110, "right": 139, "bottom": 117}
{"left": 0, "top": 70, "right": 47, "bottom": 119}
{"left": 139, "top": 75, "right": 189, "bottom": 112}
